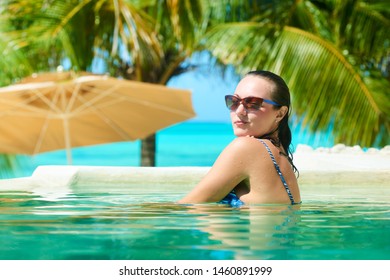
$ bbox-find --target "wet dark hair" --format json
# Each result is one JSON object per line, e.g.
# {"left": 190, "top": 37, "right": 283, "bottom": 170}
{"left": 245, "top": 70, "right": 298, "bottom": 174}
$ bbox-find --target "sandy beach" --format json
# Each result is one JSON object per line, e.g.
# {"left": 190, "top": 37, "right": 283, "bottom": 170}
{"left": 294, "top": 144, "right": 390, "bottom": 172}
{"left": 291, "top": 144, "right": 390, "bottom": 190}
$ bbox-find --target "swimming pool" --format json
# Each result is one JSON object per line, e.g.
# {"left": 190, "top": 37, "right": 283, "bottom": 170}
{"left": 1, "top": 166, "right": 389, "bottom": 260}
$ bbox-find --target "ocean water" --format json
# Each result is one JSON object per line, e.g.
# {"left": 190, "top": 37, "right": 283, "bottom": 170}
{"left": 13, "top": 121, "right": 333, "bottom": 177}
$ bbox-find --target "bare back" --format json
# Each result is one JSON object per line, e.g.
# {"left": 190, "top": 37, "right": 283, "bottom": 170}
{"left": 178, "top": 137, "right": 301, "bottom": 205}
{"left": 234, "top": 138, "right": 300, "bottom": 205}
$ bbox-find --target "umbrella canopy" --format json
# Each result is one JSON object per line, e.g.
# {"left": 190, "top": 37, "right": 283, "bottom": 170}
{"left": 0, "top": 71, "right": 195, "bottom": 164}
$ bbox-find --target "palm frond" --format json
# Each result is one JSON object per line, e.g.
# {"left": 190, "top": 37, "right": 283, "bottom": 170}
{"left": 0, "top": 28, "right": 33, "bottom": 85}
{"left": 204, "top": 22, "right": 389, "bottom": 146}
{"left": 0, "top": 154, "right": 29, "bottom": 179}
{"left": 343, "top": 0, "right": 390, "bottom": 61}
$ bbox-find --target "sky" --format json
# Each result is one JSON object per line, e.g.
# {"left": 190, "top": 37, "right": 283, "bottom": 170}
{"left": 89, "top": 52, "right": 336, "bottom": 148}
{"left": 167, "top": 61, "right": 337, "bottom": 149}
{"left": 168, "top": 69, "right": 238, "bottom": 123}
{"left": 90, "top": 51, "right": 239, "bottom": 123}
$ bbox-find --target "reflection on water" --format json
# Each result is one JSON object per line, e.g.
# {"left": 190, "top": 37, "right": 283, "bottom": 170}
{"left": 0, "top": 190, "right": 389, "bottom": 260}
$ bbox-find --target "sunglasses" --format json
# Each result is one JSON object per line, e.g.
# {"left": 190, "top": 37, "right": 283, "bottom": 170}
{"left": 224, "top": 95, "right": 280, "bottom": 111}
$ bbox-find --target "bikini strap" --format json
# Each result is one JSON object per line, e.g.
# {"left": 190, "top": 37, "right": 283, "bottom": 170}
{"left": 259, "top": 139, "right": 297, "bottom": 205}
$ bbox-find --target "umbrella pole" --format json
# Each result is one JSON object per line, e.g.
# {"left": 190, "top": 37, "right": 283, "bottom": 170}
{"left": 66, "top": 148, "right": 73, "bottom": 165}
{"left": 63, "top": 118, "right": 73, "bottom": 165}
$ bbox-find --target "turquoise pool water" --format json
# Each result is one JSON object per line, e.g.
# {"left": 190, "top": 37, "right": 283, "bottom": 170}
{"left": 1, "top": 185, "right": 389, "bottom": 260}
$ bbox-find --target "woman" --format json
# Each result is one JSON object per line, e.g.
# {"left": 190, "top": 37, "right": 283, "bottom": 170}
{"left": 178, "top": 70, "right": 301, "bottom": 206}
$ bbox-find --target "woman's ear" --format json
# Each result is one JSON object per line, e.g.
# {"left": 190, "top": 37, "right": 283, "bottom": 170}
{"left": 276, "top": 106, "right": 288, "bottom": 122}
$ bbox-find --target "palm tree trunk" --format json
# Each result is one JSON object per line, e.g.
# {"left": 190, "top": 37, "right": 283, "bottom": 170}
{"left": 141, "top": 134, "right": 156, "bottom": 166}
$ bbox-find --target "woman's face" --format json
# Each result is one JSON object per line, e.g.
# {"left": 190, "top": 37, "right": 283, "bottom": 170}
{"left": 229, "top": 75, "right": 285, "bottom": 137}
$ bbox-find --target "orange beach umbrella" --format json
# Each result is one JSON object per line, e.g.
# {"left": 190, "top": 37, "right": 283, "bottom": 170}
{"left": 0, "top": 72, "right": 195, "bottom": 164}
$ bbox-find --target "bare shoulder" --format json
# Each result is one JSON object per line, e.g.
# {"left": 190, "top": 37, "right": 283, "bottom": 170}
{"left": 225, "top": 138, "right": 286, "bottom": 168}
{"left": 223, "top": 137, "right": 269, "bottom": 159}
{"left": 229, "top": 136, "right": 262, "bottom": 148}
{"left": 228, "top": 137, "right": 269, "bottom": 152}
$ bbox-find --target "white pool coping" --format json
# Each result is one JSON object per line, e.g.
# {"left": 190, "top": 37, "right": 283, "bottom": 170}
{"left": 0, "top": 144, "right": 389, "bottom": 199}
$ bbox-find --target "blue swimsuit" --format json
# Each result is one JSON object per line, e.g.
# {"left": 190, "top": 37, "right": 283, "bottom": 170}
{"left": 220, "top": 139, "right": 299, "bottom": 206}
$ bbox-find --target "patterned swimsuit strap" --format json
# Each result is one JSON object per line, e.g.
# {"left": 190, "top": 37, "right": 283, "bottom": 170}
{"left": 258, "top": 139, "right": 297, "bottom": 205}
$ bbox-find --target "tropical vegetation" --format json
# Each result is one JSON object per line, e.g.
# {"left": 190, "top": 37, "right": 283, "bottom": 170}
{"left": 204, "top": 0, "right": 389, "bottom": 146}
{"left": 0, "top": 0, "right": 389, "bottom": 177}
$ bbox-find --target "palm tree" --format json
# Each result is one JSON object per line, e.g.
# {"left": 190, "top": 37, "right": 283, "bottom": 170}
{"left": 0, "top": 2, "right": 38, "bottom": 177}
{"left": 0, "top": 0, "right": 388, "bottom": 177}
{"left": 109, "top": 0, "right": 206, "bottom": 166}
{"left": 202, "top": 0, "right": 389, "bottom": 147}
{"left": 0, "top": 0, "right": 205, "bottom": 167}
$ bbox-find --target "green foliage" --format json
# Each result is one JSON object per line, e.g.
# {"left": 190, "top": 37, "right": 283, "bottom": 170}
{"left": 203, "top": 0, "right": 389, "bottom": 147}
{"left": 0, "top": 154, "right": 27, "bottom": 179}
{"left": 0, "top": 0, "right": 388, "bottom": 176}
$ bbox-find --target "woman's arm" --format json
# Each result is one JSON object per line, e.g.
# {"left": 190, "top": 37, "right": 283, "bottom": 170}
{"left": 178, "top": 137, "right": 254, "bottom": 204}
